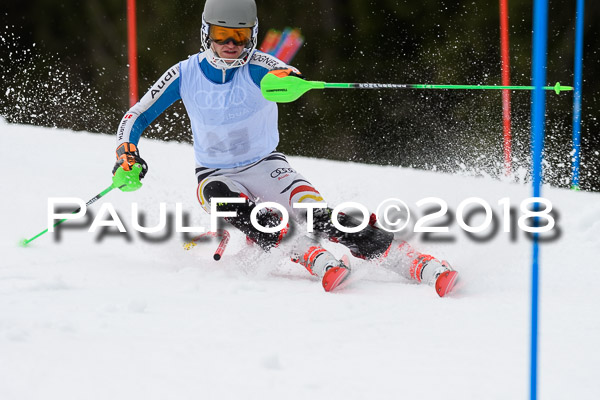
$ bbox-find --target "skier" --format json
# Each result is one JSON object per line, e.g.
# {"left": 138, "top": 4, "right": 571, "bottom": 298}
{"left": 111, "top": 0, "right": 458, "bottom": 296}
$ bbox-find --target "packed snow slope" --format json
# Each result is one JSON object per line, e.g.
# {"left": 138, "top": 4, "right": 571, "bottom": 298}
{"left": 1, "top": 120, "right": 599, "bottom": 400}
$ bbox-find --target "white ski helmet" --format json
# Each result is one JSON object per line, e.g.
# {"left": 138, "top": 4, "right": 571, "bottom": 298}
{"left": 201, "top": 0, "right": 258, "bottom": 69}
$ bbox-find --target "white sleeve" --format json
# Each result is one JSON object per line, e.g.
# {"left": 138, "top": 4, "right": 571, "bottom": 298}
{"left": 116, "top": 64, "right": 181, "bottom": 146}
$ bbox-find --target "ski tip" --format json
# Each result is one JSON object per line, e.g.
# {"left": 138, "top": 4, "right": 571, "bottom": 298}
{"left": 183, "top": 241, "right": 197, "bottom": 251}
{"left": 435, "top": 270, "right": 459, "bottom": 297}
{"left": 322, "top": 266, "right": 351, "bottom": 292}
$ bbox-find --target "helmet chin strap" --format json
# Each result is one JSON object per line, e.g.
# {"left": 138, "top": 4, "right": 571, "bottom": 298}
{"left": 206, "top": 44, "right": 252, "bottom": 70}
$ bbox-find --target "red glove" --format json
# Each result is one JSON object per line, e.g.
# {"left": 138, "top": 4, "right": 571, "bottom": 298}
{"left": 112, "top": 142, "right": 148, "bottom": 178}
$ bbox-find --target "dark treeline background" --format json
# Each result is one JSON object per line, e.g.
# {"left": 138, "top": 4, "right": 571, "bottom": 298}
{"left": 2, "top": 0, "right": 599, "bottom": 190}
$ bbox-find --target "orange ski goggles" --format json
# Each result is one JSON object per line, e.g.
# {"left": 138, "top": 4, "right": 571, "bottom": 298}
{"left": 209, "top": 25, "right": 252, "bottom": 46}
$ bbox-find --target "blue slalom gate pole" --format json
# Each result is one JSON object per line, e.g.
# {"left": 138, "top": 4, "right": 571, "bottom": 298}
{"left": 530, "top": 0, "right": 549, "bottom": 399}
{"left": 571, "top": 0, "right": 585, "bottom": 190}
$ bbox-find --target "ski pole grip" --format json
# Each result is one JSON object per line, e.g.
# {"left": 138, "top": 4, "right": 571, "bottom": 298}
{"left": 113, "top": 163, "right": 143, "bottom": 192}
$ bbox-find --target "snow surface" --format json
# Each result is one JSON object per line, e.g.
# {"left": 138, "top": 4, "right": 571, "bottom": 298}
{"left": 1, "top": 120, "right": 599, "bottom": 400}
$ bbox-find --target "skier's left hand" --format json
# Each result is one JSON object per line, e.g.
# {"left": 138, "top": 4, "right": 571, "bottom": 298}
{"left": 268, "top": 67, "right": 305, "bottom": 80}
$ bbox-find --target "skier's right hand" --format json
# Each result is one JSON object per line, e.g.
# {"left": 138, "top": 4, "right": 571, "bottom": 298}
{"left": 112, "top": 142, "right": 148, "bottom": 178}
{"left": 268, "top": 67, "right": 305, "bottom": 80}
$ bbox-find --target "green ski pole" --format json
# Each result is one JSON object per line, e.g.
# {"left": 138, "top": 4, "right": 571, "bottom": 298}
{"left": 19, "top": 163, "right": 143, "bottom": 247}
{"left": 260, "top": 74, "right": 574, "bottom": 103}
{"left": 19, "top": 184, "right": 117, "bottom": 247}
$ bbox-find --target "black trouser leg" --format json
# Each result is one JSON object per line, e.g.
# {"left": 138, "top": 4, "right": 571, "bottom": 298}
{"left": 312, "top": 208, "right": 393, "bottom": 260}
{"left": 202, "top": 180, "right": 285, "bottom": 251}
